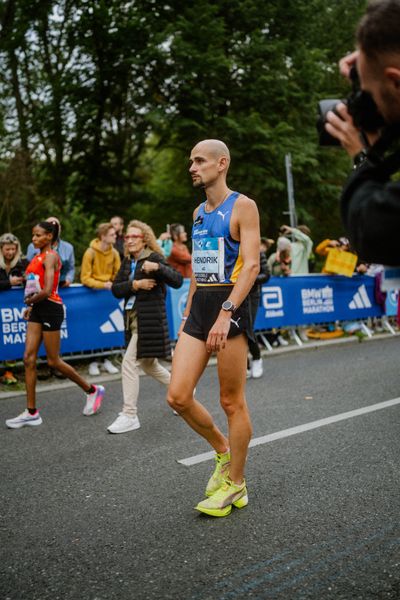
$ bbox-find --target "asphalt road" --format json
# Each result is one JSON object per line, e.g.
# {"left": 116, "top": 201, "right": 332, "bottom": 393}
{"left": 1, "top": 337, "right": 399, "bottom": 600}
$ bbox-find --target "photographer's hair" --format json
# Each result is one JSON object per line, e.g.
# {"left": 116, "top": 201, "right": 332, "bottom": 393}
{"left": 96, "top": 222, "right": 114, "bottom": 239}
{"left": 170, "top": 223, "right": 185, "bottom": 241}
{"left": 37, "top": 220, "right": 60, "bottom": 244}
{"left": 357, "top": 0, "right": 400, "bottom": 60}
{"left": 126, "top": 220, "right": 163, "bottom": 255}
{"left": 0, "top": 233, "right": 22, "bottom": 269}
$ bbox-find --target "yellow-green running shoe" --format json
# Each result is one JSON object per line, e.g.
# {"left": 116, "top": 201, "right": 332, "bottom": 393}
{"left": 205, "top": 451, "right": 231, "bottom": 496}
{"left": 196, "top": 477, "right": 248, "bottom": 517}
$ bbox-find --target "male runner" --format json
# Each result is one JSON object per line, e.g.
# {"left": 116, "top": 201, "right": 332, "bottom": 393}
{"left": 167, "top": 139, "right": 260, "bottom": 517}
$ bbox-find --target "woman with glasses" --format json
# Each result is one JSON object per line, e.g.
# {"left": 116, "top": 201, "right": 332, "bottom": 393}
{"left": 107, "top": 219, "right": 183, "bottom": 434}
{"left": 0, "top": 233, "right": 28, "bottom": 291}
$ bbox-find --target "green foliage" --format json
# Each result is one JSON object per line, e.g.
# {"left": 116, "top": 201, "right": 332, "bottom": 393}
{"left": 0, "top": 0, "right": 369, "bottom": 264}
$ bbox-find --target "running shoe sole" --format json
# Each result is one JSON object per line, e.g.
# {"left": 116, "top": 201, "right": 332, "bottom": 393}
{"left": 195, "top": 494, "right": 248, "bottom": 517}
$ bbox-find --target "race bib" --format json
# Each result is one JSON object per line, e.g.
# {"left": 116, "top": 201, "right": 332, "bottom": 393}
{"left": 192, "top": 237, "right": 225, "bottom": 284}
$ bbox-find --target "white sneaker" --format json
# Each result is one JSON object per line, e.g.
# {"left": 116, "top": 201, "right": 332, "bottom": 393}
{"left": 88, "top": 361, "right": 100, "bottom": 376}
{"left": 6, "top": 409, "right": 43, "bottom": 429}
{"left": 246, "top": 368, "right": 252, "bottom": 379}
{"left": 277, "top": 335, "right": 289, "bottom": 346}
{"left": 298, "top": 329, "right": 309, "bottom": 342}
{"left": 251, "top": 358, "right": 263, "bottom": 379}
{"left": 107, "top": 413, "right": 140, "bottom": 434}
{"left": 102, "top": 359, "right": 119, "bottom": 374}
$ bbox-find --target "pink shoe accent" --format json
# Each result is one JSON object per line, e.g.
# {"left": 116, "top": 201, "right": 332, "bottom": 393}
{"left": 92, "top": 386, "right": 104, "bottom": 414}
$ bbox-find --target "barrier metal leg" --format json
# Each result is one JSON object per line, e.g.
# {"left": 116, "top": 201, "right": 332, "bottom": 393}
{"left": 382, "top": 316, "right": 396, "bottom": 335}
{"left": 258, "top": 333, "right": 273, "bottom": 352}
{"left": 290, "top": 328, "right": 303, "bottom": 346}
{"left": 360, "top": 321, "right": 373, "bottom": 338}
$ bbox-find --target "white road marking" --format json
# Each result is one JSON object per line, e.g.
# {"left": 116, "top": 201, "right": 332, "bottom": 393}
{"left": 177, "top": 397, "right": 400, "bottom": 467}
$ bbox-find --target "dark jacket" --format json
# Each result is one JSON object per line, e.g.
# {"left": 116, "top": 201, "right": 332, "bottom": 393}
{"left": 341, "top": 127, "right": 400, "bottom": 265}
{"left": 0, "top": 259, "right": 29, "bottom": 292}
{"left": 112, "top": 249, "right": 183, "bottom": 359}
{"left": 250, "top": 251, "right": 270, "bottom": 296}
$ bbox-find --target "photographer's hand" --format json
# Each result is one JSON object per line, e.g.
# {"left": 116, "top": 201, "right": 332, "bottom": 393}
{"left": 339, "top": 50, "right": 358, "bottom": 79}
{"left": 325, "top": 103, "right": 364, "bottom": 157}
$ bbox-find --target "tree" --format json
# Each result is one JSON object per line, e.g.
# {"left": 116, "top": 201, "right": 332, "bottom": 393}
{"left": 0, "top": 0, "right": 368, "bottom": 256}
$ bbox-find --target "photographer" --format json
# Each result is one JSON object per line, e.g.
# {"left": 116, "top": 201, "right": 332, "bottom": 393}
{"left": 324, "top": 0, "right": 400, "bottom": 265}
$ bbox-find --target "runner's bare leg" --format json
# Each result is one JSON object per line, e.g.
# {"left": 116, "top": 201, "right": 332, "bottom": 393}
{"left": 217, "top": 333, "right": 252, "bottom": 484}
{"left": 168, "top": 332, "right": 229, "bottom": 453}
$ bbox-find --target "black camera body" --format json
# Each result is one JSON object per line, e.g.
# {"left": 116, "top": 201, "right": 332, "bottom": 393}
{"left": 317, "top": 66, "right": 385, "bottom": 146}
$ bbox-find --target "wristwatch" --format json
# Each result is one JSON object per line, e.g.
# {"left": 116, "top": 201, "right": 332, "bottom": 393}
{"left": 221, "top": 300, "right": 237, "bottom": 313}
{"left": 353, "top": 149, "right": 368, "bottom": 169}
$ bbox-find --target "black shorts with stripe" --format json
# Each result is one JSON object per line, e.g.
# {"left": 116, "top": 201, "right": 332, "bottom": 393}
{"left": 183, "top": 286, "right": 250, "bottom": 342}
{"left": 29, "top": 299, "right": 65, "bottom": 331}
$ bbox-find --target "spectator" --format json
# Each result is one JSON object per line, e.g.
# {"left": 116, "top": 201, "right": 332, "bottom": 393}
{"left": 26, "top": 217, "right": 75, "bottom": 287}
{"left": 315, "top": 236, "right": 351, "bottom": 273}
{"left": 81, "top": 222, "right": 121, "bottom": 376}
{"left": 247, "top": 242, "right": 270, "bottom": 379}
{"left": 279, "top": 224, "right": 313, "bottom": 274}
{"left": 107, "top": 219, "right": 183, "bottom": 434}
{"left": 266, "top": 237, "right": 291, "bottom": 346}
{"left": 260, "top": 237, "right": 275, "bottom": 256}
{"left": 157, "top": 226, "right": 173, "bottom": 258}
{"left": 0, "top": 233, "right": 28, "bottom": 291}
{"left": 0, "top": 232, "right": 28, "bottom": 385}
{"left": 267, "top": 237, "right": 292, "bottom": 276}
{"left": 110, "top": 215, "right": 125, "bottom": 260}
{"left": 167, "top": 223, "right": 192, "bottom": 278}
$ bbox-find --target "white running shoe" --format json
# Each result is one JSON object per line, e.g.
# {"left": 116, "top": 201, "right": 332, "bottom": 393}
{"left": 277, "top": 335, "right": 289, "bottom": 346}
{"left": 6, "top": 409, "right": 43, "bottom": 429}
{"left": 83, "top": 385, "right": 105, "bottom": 416}
{"left": 251, "top": 358, "right": 263, "bottom": 379}
{"left": 88, "top": 361, "right": 100, "bottom": 376}
{"left": 107, "top": 413, "right": 140, "bottom": 434}
{"left": 102, "top": 359, "right": 119, "bottom": 374}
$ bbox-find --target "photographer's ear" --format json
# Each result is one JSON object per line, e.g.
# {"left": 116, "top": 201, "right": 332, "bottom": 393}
{"left": 384, "top": 67, "right": 400, "bottom": 91}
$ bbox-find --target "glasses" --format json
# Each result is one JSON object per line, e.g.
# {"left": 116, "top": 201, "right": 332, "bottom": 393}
{"left": 124, "top": 234, "right": 144, "bottom": 240}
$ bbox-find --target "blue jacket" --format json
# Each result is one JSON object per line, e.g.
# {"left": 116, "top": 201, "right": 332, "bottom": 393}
{"left": 26, "top": 239, "right": 75, "bottom": 283}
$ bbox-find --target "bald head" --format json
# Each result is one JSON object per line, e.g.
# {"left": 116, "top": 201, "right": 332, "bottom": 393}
{"left": 192, "top": 139, "right": 231, "bottom": 164}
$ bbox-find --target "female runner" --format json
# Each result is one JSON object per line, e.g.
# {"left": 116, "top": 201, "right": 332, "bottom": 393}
{"left": 6, "top": 221, "right": 104, "bottom": 428}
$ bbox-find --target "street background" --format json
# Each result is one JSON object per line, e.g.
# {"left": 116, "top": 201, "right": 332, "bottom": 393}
{"left": 1, "top": 336, "right": 399, "bottom": 600}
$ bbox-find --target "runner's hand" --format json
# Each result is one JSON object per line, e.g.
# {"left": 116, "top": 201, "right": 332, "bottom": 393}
{"left": 206, "top": 312, "right": 231, "bottom": 353}
{"left": 23, "top": 307, "right": 32, "bottom": 320}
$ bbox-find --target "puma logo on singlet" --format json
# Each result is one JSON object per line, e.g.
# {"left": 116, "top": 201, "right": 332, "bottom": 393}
{"left": 230, "top": 316, "right": 241, "bottom": 328}
{"left": 217, "top": 210, "right": 229, "bottom": 220}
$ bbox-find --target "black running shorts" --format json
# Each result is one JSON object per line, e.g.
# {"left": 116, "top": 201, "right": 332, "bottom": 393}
{"left": 29, "top": 299, "right": 65, "bottom": 331}
{"left": 183, "top": 286, "right": 249, "bottom": 342}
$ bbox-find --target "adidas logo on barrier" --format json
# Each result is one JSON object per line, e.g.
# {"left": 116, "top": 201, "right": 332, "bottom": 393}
{"left": 349, "top": 284, "right": 372, "bottom": 310}
{"left": 100, "top": 300, "right": 125, "bottom": 333}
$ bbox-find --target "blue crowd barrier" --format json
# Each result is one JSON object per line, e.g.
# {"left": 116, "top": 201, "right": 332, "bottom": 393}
{"left": 0, "top": 276, "right": 397, "bottom": 361}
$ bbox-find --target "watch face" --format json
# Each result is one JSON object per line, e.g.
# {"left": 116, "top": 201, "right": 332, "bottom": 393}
{"left": 222, "top": 300, "right": 234, "bottom": 311}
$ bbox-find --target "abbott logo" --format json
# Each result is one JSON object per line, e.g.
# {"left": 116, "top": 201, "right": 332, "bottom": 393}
{"left": 100, "top": 300, "right": 125, "bottom": 333}
{"left": 262, "top": 286, "right": 284, "bottom": 317}
{"left": 349, "top": 284, "right": 372, "bottom": 310}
